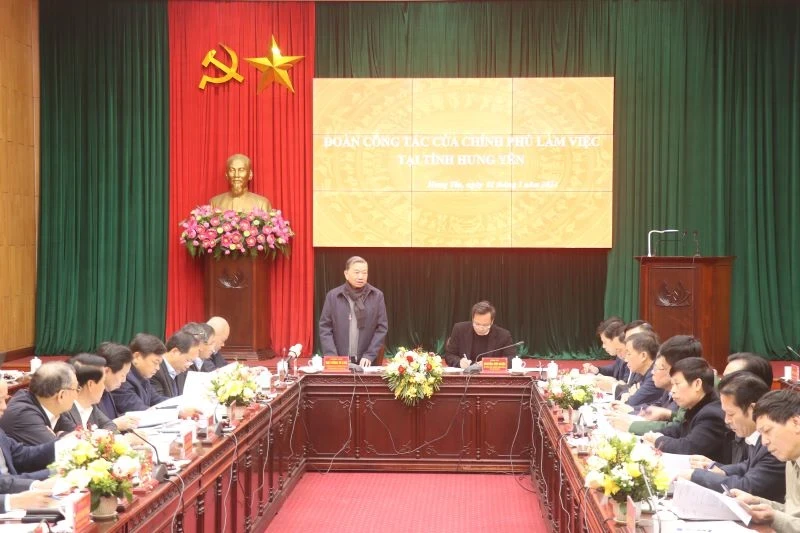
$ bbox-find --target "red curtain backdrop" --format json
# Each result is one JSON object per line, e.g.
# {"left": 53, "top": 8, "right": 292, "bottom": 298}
{"left": 166, "top": 1, "right": 315, "bottom": 352}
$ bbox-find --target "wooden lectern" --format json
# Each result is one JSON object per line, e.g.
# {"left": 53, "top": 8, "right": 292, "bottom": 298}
{"left": 636, "top": 256, "right": 734, "bottom": 371}
{"left": 204, "top": 256, "right": 274, "bottom": 360}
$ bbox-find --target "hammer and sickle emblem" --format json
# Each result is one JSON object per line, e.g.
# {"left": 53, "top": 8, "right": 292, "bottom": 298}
{"left": 198, "top": 43, "right": 245, "bottom": 90}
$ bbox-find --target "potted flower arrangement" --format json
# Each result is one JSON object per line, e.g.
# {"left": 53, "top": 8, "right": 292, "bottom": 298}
{"left": 50, "top": 429, "right": 142, "bottom": 519}
{"left": 384, "top": 347, "right": 444, "bottom": 406}
{"left": 543, "top": 373, "right": 596, "bottom": 412}
{"left": 584, "top": 432, "right": 671, "bottom": 522}
{"left": 210, "top": 362, "right": 258, "bottom": 419}
{"left": 179, "top": 205, "right": 294, "bottom": 259}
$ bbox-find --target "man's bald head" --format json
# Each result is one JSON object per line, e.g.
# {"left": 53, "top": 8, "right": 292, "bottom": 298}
{"left": 207, "top": 316, "right": 230, "bottom": 351}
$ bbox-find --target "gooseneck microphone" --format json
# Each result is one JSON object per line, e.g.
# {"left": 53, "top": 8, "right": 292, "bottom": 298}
{"left": 129, "top": 429, "right": 169, "bottom": 483}
{"left": 787, "top": 346, "right": 800, "bottom": 360}
{"left": 463, "top": 341, "right": 525, "bottom": 374}
{"left": 473, "top": 341, "right": 525, "bottom": 362}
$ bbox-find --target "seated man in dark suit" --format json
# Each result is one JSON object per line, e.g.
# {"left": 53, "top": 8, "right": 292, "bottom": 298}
{"left": 111, "top": 333, "right": 170, "bottom": 413}
{"left": 150, "top": 331, "right": 199, "bottom": 398}
{"left": 683, "top": 372, "right": 785, "bottom": 501}
{"left": 111, "top": 333, "right": 200, "bottom": 419}
{"left": 94, "top": 342, "right": 138, "bottom": 430}
{"left": 614, "top": 332, "right": 663, "bottom": 409}
{"left": 207, "top": 316, "right": 230, "bottom": 370}
{"left": 582, "top": 317, "right": 627, "bottom": 380}
{"left": 181, "top": 322, "right": 217, "bottom": 373}
{"left": 644, "top": 357, "right": 729, "bottom": 462}
{"left": 57, "top": 354, "right": 117, "bottom": 433}
{"left": 0, "top": 380, "right": 58, "bottom": 481}
{"left": 444, "top": 301, "right": 516, "bottom": 369}
{"left": 0, "top": 362, "right": 79, "bottom": 445}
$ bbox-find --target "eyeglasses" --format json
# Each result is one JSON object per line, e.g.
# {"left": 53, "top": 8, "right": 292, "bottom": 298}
{"left": 472, "top": 322, "right": 492, "bottom": 330}
{"left": 62, "top": 386, "right": 81, "bottom": 393}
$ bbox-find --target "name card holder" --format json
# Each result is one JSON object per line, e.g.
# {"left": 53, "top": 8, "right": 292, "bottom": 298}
{"left": 323, "top": 356, "right": 349, "bottom": 372}
{"left": 62, "top": 490, "right": 91, "bottom": 531}
{"left": 793, "top": 365, "right": 799, "bottom": 382}
{"left": 482, "top": 357, "right": 507, "bottom": 373}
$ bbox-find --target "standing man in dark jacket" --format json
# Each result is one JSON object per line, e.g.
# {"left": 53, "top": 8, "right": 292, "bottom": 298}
{"left": 319, "top": 256, "right": 388, "bottom": 367}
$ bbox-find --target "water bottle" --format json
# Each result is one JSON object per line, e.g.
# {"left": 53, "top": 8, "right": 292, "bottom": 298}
{"left": 546, "top": 360, "right": 559, "bottom": 380}
{"left": 30, "top": 356, "right": 42, "bottom": 374}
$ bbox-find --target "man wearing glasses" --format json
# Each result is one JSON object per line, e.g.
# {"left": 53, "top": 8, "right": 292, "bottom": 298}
{"left": 0, "top": 362, "right": 79, "bottom": 445}
{"left": 444, "top": 301, "right": 516, "bottom": 369}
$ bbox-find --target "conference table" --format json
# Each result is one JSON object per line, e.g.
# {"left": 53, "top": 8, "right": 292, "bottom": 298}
{"left": 51, "top": 372, "right": 764, "bottom": 532}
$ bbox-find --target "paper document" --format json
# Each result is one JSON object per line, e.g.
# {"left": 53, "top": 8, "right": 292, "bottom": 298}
{"left": 669, "top": 478, "right": 751, "bottom": 525}
{"left": 660, "top": 452, "right": 692, "bottom": 475}
{"left": 182, "top": 371, "right": 215, "bottom": 403}
{"left": 126, "top": 408, "right": 177, "bottom": 428}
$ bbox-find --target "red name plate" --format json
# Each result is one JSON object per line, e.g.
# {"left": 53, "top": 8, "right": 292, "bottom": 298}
{"left": 625, "top": 495, "right": 636, "bottom": 532}
{"left": 793, "top": 365, "right": 799, "bottom": 382}
{"left": 323, "top": 356, "right": 349, "bottom": 372}
{"left": 482, "top": 357, "right": 508, "bottom": 373}
{"left": 65, "top": 490, "right": 91, "bottom": 531}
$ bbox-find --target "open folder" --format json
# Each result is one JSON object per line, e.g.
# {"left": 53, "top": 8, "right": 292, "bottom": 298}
{"left": 669, "top": 478, "right": 751, "bottom": 525}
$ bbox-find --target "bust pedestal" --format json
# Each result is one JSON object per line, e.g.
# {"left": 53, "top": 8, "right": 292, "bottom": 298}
{"left": 204, "top": 256, "right": 274, "bottom": 360}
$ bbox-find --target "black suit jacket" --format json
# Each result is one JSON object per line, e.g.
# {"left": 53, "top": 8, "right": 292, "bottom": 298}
{"left": 444, "top": 321, "right": 515, "bottom": 367}
{"left": 0, "top": 390, "right": 59, "bottom": 446}
{"left": 210, "top": 351, "right": 227, "bottom": 370}
{"left": 690, "top": 436, "right": 786, "bottom": 501}
{"left": 150, "top": 361, "right": 180, "bottom": 398}
{"left": 656, "top": 393, "right": 728, "bottom": 462}
{"left": 56, "top": 404, "right": 117, "bottom": 433}
{"left": 0, "top": 428, "right": 53, "bottom": 478}
{"left": 111, "top": 366, "right": 168, "bottom": 413}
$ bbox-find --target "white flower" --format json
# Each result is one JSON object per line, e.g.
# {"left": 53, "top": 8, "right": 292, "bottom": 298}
{"left": 65, "top": 468, "right": 92, "bottom": 490}
{"left": 586, "top": 455, "right": 608, "bottom": 471}
{"left": 585, "top": 470, "right": 605, "bottom": 489}
{"left": 112, "top": 455, "right": 141, "bottom": 477}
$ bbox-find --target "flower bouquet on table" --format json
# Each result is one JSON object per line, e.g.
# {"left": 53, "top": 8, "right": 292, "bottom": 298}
{"left": 179, "top": 205, "right": 294, "bottom": 259}
{"left": 50, "top": 429, "right": 142, "bottom": 512}
{"left": 584, "top": 432, "right": 670, "bottom": 515}
{"left": 210, "top": 362, "right": 258, "bottom": 406}
{"left": 384, "top": 347, "right": 444, "bottom": 406}
{"left": 543, "top": 372, "right": 596, "bottom": 411}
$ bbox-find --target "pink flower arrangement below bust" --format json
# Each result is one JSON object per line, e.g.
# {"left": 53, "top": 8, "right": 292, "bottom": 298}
{"left": 179, "top": 205, "right": 294, "bottom": 259}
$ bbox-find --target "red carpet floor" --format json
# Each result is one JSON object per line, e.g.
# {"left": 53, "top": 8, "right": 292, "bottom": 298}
{"left": 265, "top": 472, "right": 548, "bottom": 533}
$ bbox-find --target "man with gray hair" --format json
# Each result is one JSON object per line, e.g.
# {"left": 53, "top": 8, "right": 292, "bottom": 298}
{"left": 319, "top": 256, "right": 388, "bottom": 367}
{"left": 0, "top": 362, "right": 78, "bottom": 445}
{"left": 181, "top": 322, "right": 217, "bottom": 372}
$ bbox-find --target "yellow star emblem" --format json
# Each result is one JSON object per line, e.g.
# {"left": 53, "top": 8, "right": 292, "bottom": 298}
{"left": 245, "top": 36, "right": 304, "bottom": 94}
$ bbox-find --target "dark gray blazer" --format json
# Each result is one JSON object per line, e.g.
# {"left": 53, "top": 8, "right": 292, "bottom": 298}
{"left": 0, "top": 390, "right": 58, "bottom": 446}
{"left": 691, "top": 436, "right": 786, "bottom": 501}
{"left": 318, "top": 283, "right": 388, "bottom": 362}
{"left": 149, "top": 361, "right": 181, "bottom": 398}
{"left": 0, "top": 474, "right": 35, "bottom": 494}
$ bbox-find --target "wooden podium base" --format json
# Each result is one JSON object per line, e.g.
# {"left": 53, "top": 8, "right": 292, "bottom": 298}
{"left": 204, "top": 256, "right": 274, "bottom": 360}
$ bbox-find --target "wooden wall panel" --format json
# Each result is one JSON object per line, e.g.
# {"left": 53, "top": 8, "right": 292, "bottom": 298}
{"left": 0, "top": 0, "right": 38, "bottom": 353}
